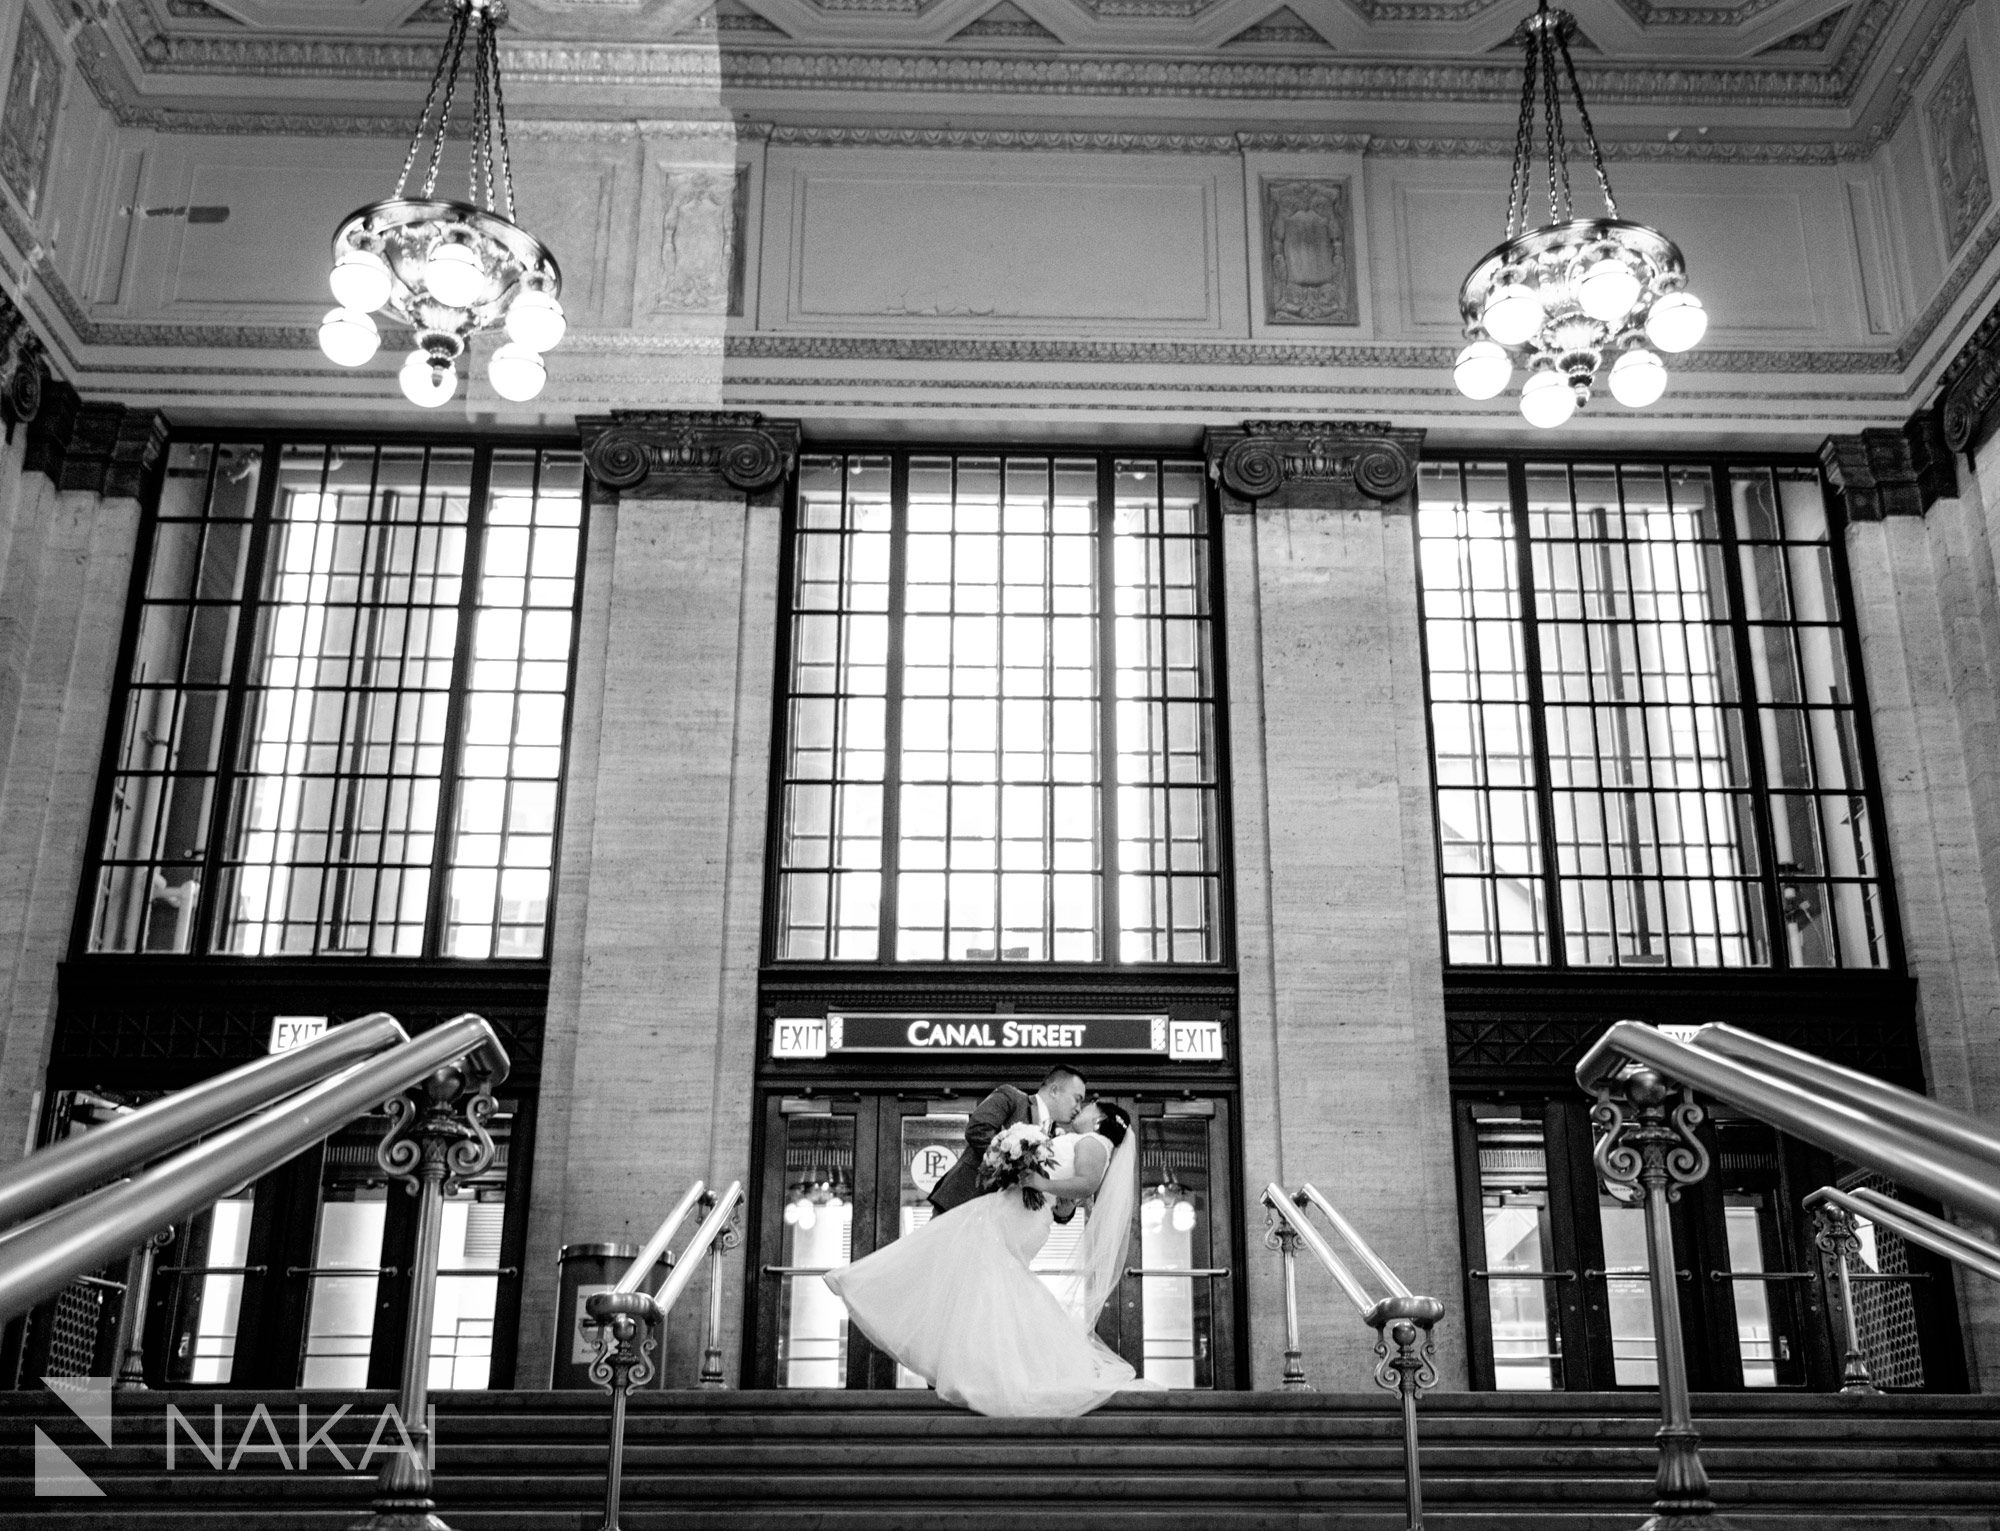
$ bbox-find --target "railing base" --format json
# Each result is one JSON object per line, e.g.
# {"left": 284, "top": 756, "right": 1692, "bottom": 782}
{"left": 1637, "top": 1516, "right": 1734, "bottom": 1531}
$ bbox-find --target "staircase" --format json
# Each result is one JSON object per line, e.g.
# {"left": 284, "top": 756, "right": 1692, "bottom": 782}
{"left": 5, "top": 1389, "right": 1999, "bottom": 1529}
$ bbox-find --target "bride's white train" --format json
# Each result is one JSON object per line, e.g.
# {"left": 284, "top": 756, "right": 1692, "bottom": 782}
{"left": 823, "top": 1101, "right": 1165, "bottom": 1417}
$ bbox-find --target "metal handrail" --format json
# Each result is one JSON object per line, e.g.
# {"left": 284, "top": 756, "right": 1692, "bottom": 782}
{"left": 1576, "top": 1019, "right": 2000, "bottom": 1525}
{"left": 0, "top": 1013, "right": 507, "bottom": 1325}
{"left": 0, "top": 1012, "right": 507, "bottom": 1531}
{"left": 587, "top": 1181, "right": 744, "bottom": 1531}
{"left": 1813, "top": 1185, "right": 2000, "bottom": 1284}
{"left": 1263, "top": 1183, "right": 1442, "bottom": 1531}
{"left": 0, "top": 1012, "right": 409, "bottom": 1231}
{"left": 1577, "top": 1021, "right": 2000, "bottom": 1229}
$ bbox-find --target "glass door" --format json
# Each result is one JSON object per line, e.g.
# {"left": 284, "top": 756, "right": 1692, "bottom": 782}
{"left": 751, "top": 1091, "right": 1240, "bottom": 1390}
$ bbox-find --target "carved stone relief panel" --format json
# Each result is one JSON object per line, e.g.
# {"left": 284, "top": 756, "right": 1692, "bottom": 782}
{"left": 0, "top": 8, "right": 63, "bottom": 220}
{"left": 1927, "top": 48, "right": 1992, "bottom": 254}
{"left": 651, "top": 165, "right": 751, "bottom": 317}
{"left": 1260, "top": 176, "right": 1356, "bottom": 326}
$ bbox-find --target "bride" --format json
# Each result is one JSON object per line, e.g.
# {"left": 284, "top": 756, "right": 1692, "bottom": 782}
{"left": 823, "top": 1098, "right": 1159, "bottom": 1417}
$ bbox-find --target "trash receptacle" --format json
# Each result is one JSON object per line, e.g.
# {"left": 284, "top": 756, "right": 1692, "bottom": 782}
{"left": 551, "top": 1242, "right": 670, "bottom": 1389}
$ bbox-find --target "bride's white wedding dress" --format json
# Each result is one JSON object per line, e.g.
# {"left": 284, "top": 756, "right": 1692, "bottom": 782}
{"left": 823, "top": 1131, "right": 1159, "bottom": 1417}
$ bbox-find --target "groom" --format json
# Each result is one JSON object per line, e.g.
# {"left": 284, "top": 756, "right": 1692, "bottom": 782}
{"left": 927, "top": 1062, "right": 1088, "bottom": 1217}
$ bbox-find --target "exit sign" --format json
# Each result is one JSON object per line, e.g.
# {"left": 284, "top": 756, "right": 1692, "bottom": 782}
{"left": 269, "top": 1016, "right": 329, "bottom": 1054}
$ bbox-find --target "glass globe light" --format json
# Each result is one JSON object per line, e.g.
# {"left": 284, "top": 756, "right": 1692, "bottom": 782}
{"left": 423, "top": 238, "right": 486, "bottom": 309}
{"left": 1453, "top": 340, "right": 1513, "bottom": 401}
{"left": 399, "top": 349, "right": 457, "bottom": 409}
{"left": 1481, "top": 278, "right": 1544, "bottom": 346}
{"left": 795, "top": 1200, "right": 817, "bottom": 1232}
{"left": 506, "top": 287, "right": 566, "bottom": 352}
{"left": 1576, "top": 255, "right": 1643, "bottom": 322}
{"left": 488, "top": 342, "right": 547, "bottom": 402}
{"left": 329, "top": 246, "right": 392, "bottom": 312}
{"left": 783, "top": 1200, "right": 801, "bottom": 1227}
{"left": 1140, "top": 1196, "right": 1165, "bottom": 1234}
{"left": 1520, "top": 370, "right": 1578, "bottom": 429}
{"left": 318, "top": 307, "right": 380, "bottom": 368}
{"left": 1645, "top": 290, "right": 1708, "bottom": 353}
{"left": 1170, "top": 1199, "right": 1197, "bottom": 1234}
{"left": 1609, "top": 347, "right": 1668, "bottom": 409}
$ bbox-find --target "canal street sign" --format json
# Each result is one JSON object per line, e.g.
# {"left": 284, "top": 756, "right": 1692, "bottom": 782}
{"left": 770, "top": 1013, "right": 1226, "bottom": 1062}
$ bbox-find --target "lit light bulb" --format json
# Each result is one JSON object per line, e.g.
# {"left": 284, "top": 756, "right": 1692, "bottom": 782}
{"left": 795, "top": 1200, "right": 817, "bottom": 1232}
{"left": 329, "top": 246, "right": 392, "bottom": 312}
{"left": 783, "top": 1201, "right": 801, "bottom": 1227}
{"left": 506, "top": 287, "right": 566, "bottom": 352}
{"left": 1576, "top": 256, "right": 1643, "bottom": 322}
{"left": 1520, "top": 370, "right": 1577, "bottom": 429}
{"left": 424, "top": 238, "right": 485, "bottom": 308}
{"left": 399, "top": 349, "right": 457, "bottom": 409}
{"left": 1140, "top": 1197, "right": 1165, "bottom": 1234}
{"left": 1608, "top": 347, "right": 1668, "bottom": 409}
{"left": 1170, "top": 1199, "right": 1197, "bottom": 1234}
{"left": 1453, "top": 339, "right": 1513, "bottom": 401}
{"left": 1481, "top": 278, "right": 1544, "bottom": 347}
{"left": 1645, "top": 290, "right": 1708, "bottom": 353}
{"left": 488, "top": 342, "right": 547, "bottom": 402}
{"left": 318, "top": 307, "right": 380, "bottom": 367}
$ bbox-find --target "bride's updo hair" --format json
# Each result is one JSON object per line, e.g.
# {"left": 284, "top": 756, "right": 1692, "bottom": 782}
{"left": 1089, "top": 1099, "right": 1131, "bottom": 1147}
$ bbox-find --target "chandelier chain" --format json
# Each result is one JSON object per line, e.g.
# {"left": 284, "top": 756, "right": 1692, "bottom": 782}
{"left": 395, "top": 0, "right": 468, "bottom": 200}
{"left": 485, "top": 16, "right": 519, "bottom": 221}
{"left": 420, "top": 9, "right": 472, "bottom": 201}
{"left": 1555, "top": 20, "right": 1617, "bottom": 219}
{"left": 472, "top": 9, "right": 494, "bottom": 213}
{"left": 1506, "top": 31, "right": 1538, "bottom": 240}
{"left": 1539, "top": 10, "right": 1571, "bottom": 223}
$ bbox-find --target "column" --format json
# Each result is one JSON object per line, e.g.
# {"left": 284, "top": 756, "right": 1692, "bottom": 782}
{"left": 1207, "top": 421, "right": 1466, "bottom": 1389}
{"left": 1825, "top": 411, "right": 2000, "bottom": 1386}
{"left": 517, "top": 411, "right": 797, "bottom": 1386}
{"left": 0, "top": 364, "right": 164, "bottom": 1167}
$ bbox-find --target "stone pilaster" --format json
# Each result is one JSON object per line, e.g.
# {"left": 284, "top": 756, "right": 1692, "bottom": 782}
{"left": 1205, "top": 419, "right": 1464, "bottom": 1390}
{"left": 516, "top": 411, "right": 797, "bottom": 1385}
{"left": 0, "top": 383, "right": 161, "bottom": 1166}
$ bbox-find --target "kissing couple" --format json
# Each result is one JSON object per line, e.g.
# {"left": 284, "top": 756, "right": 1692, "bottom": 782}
{"left": 824, "top": 1063, "right": 1163, "bottom": 1416}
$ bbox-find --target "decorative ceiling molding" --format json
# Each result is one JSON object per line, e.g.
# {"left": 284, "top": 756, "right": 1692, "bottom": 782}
{"left": 1613, "top": 0, "right": 1788, "bottom": 24}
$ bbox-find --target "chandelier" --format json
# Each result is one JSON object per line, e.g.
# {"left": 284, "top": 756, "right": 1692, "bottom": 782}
{"left": 316, "top": 0, "right": 564, "bottom": 407}
{"left": 1453, "top": 0, "right": 1707, "bottom": 427}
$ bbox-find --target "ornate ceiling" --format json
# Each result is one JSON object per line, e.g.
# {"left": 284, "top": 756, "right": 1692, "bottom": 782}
{"left": 86, "top": 0, "right": 1967, "bottom": 144}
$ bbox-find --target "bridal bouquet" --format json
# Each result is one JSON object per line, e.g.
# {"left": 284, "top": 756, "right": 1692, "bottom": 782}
{"left": 979, "top": 1122, "right": 1058, "bottom": 1210}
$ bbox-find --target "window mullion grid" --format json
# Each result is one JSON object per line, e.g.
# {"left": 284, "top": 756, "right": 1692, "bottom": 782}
{"left": 1095, "top": 454, "right": 1121, "bottom": 965}
{"left": 321, "top": 452, "right": 393, "bottom": 953}
{"left": 1711, "top": 462, "right": 1787, "bottom": 969}
{"left": 1612, "top": 471, "right": 1667, "bottom": 962}
{"left": 1769, "top": 509, "right": 1843, "bottom": 966}
{"left": 1507, "top": 459, "right": 1567, "bottom": 970}
{"left": 424, "top": 445, "right": 494, "bottom": 960}
{"left": 194, "top": 440, "right": 283, "bottom": 956}
{"left": 876, "top": 453, "right": 910, "bottom": 961}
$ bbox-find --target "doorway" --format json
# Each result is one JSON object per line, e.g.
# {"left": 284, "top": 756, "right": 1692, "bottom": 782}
{"left": 748, "top": 1090, "right": 1240, "bottom": 1390}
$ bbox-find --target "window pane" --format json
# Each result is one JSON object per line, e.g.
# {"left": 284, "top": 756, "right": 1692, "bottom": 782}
{"left": 1420, "top": 458, "right": 1890, "bottom": 972}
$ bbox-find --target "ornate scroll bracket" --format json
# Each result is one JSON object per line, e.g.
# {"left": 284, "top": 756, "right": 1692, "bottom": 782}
{"left": 578, "top": 410, "right": 801, "bottom": 504}
{"left": 377, "top": 1062, "right": 500, "bottom": 1198}
{"left": 1203, "top": 419, "right": 1425, "bottom": 514}
{"left": 1820, "top": 430, "right": 1928, "bottom": 523}
{"left": 0, "top": 291, "right": 46, "bottom": 443}
{"left": 1940, "top": 299, "right": 2000, "bottom": 458}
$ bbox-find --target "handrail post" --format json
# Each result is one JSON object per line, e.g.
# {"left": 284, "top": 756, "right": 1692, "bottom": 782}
{"left": 1262, "top": 1198, "right": 1311, "bottom": 1391}
{"left": 586, "top": 1292, "right": 658, "bottom": 1531}
{"left": 1810, "top": 1202, "right": 1880, "bottom": 1395}
{"left": 113, "top": 1229, "right": 172, "bottom": 1391}
{"left": 350, "top": 1058, "right": 500, "bottom": 1531}
{"left": 1590, "top": 1064, "right": 1732, "bottom": 1531}
{"left": 1369, "top": 1295, "right": 1444, "bottom": 1531}
{"left": 698, "top": 1196, "right": 743, "bottom": 1389}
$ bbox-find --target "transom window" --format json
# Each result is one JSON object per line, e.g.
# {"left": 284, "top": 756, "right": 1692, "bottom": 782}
{"left": 85, "top": 438, "right": 584, "bottom": 960}
{"left": 1418, "top": 458, "right": 1893, "bottom": 970}
{"left": 773, "top": 451, "right": 1224, "bottom": 965}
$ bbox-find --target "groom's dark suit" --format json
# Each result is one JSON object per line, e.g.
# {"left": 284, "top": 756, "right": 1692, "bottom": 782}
{"left": 927, "top": 1084, "right": 1037, "bottom": 1215}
